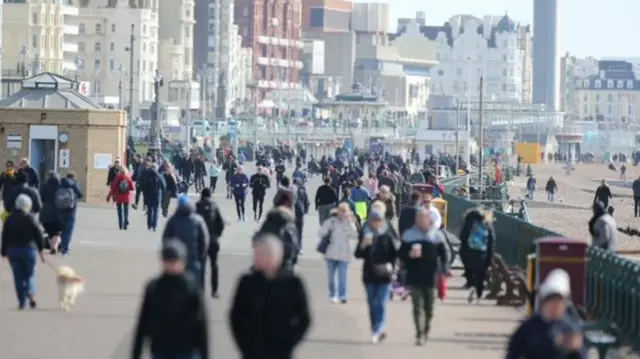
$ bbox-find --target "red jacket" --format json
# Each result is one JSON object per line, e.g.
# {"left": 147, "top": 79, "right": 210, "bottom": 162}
{"left": 108, "top": 173, "right": 134, "bottom": 204}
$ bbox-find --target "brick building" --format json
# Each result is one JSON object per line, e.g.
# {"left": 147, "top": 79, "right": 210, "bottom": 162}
{"left": 0, "top": 73, "right": 126, "bottom": 204}
{"left": 301, "top": 0, "right": 352, "bottom": 32}
{"left": 234, "top": 0, "right": 304, "bottom": 97}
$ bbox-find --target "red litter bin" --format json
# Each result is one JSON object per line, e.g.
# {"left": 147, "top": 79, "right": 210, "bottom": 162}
{"left": 535, "top": 237, "right": 588, "bottom": 309}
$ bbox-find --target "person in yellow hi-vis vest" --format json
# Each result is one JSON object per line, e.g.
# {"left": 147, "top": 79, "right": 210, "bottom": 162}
{"left": 0, "top": 160, "right": 18, "bottom": 222}
{"left": 349, "top": 179, "right": 371, "bottom": 225}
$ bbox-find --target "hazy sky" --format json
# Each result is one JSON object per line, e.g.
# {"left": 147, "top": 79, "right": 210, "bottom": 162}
{"left": 356, "top": 0, "right": 638, "bottom": 58}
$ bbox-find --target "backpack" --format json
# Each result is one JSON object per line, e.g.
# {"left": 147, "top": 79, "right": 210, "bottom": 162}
{"left": 55, "top": 187, "right": 76, "bottom": 210}
{"left": 147, "top": 174, "right": 161, "bottom": 194}
{"left": 118, "top": 179, "right": 129, "bottom": 193}
{"left": 468, "top": 221, "right": 489, "bottom": 251}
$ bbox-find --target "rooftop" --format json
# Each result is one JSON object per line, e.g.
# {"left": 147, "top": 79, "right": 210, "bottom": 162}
{"left": 0, "top": 72, "right": 104, "bottom": 109}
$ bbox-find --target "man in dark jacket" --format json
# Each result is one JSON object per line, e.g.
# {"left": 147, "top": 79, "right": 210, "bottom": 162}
{"left": 106, "top": 157, "right": 121, "bottom": 186}
{"left": 593, "top": 179, "right": 612, "bottom": 209}
{"left": 140, "top": 164, "right": 166, "bottom": 231}
{"left": 293, "top": 179, "right": 310, "bottom": 254}
{"left": 230, "top": 234, "right": 310, "bottom": 359}
{"left": 398, "top": 192, "right": 421, "bottom": 236}
{"left": 162, "top": 195, "right": 210, "bottom": 286}
{"left": 249, "top": 166, "right": 270, "bottom": 221}
{"left": 131, "top": 155, "right": 146, "bottom": 210}
{"left": 57, "top": 173, "right": 84, "bottom": 255}
{"left": 314, "top": 177, "right": 338, "bottom": 225}
{"left": 458, "top": 207, "right": 495, "bottom": 301}
{"left": 633, "top": 175, "right": 640, "bottom": 217}
{"left": 6, "top": 171, "right": 42, "bottom": 214}
{"left": 195, "top": 188, "right": 226, "bottom": 297}
{"left": 18, "top": 158, "right": 40, "bottom": 189}
{"left": 131, "top": 240, "right": 209, "bottom": 359}
{"left": 0, "top": 160, "right": 19, "bottom": 209}
{"left": 399, "top": 207, "right": 449, "bottom": 345}
{"left": 255, "top": 207, "right": 299, "bottom": 272}
{"left": 273, "top": 176, "right": 297, "bottom": 211}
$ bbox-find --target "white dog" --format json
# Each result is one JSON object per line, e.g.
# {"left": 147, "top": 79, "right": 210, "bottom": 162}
{"left": 56, "top": 265, "right": 85, "bottom": 311}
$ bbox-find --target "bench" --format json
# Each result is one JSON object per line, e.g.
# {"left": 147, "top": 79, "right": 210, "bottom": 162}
{"left": 441, "top": 229, "right": 462, "bottom": 270}
{"left": 486, "top": 254, "right": 530, "bottom": 307}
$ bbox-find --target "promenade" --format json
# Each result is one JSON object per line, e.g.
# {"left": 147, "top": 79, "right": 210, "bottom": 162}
{"left": 0, "top": 167, "right": 523, "bottom": 358}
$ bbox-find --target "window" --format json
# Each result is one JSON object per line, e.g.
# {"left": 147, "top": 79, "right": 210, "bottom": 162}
{"left": 502, "top": 69, "right": 507, "bottom": 76}
{"left": 94, "top": 59, "right": 101, "bottom": 72}
{"left": 617, "top": 80, "right": 624, "bottom": 89}
{"left": 142, "top": 43, "right": 146, "bottom": 52}
{"left": 628, "top": 80, "right": 634, "bottom": 89}
{"left": 583, "top": 93, "right": 588, "bottom": 101}
{"left": 607, "top": 80, "right": 613, "bottom": 88}
{"left": 143, "top": 25, "right": 147, "bottom": 34}
{"left": 502, "top": 84, "right": 507, "bottom": 91}
{"left": 110, "top": 59, "right": 115, "bottom": 71}
{"left": 608, "top": 104, "right": 612, "bottom": 114}
{"left": 595, "top": 104, "right": 600, "bottom": 114}
{"left": 437, "top": 70, "right": 444, "bottom": 76}
{"left": 95, "top": 23, "right": 102, "bottom": 34}
{"left": 456, "top": 68, "right": 462, "bottom": 76}
{"left": 502, "top": 54, "right": 507, "bottom": 62}
{"left": 32, "top": 35, "right": 37, "bottom": 48}
{"left": 509, "top": 68, "right": 514, "bottom": 76}
{"left": 243, "top": 6, "right": 249, "bottom": 16}
{"left": 79, "top": 23, "right": 85, "bottom": 34}
{"left": 583, "top": 80, "right": 589, "bottom": 87}
{"left": 242, "top": 27, "right": 248, "bottom": 36}
{"left": 595, "top": 80, "right": 601, "bottom": 88}
{"left": 629, "top": 104, "right": 633, "bottom": 115}
{"left": 78, "top": 41, "right": 85, "bottom": 52}
{"left": 32, "top": 13, "right": 38, "bottom": 25}
{"left": 150, "top": 44, "right": 155, "bottom": 54}
{"left": 596, "top": 94, "right": 600, "bottom": 101}
{"left": 583, "top": 104, "right": 588, "bottom": 114}
{"left": 608, "top": 94, "right": 613, "bottom": 102}
{"left": 185, "top": 9, "right": 191, "bottom": 18}
{"left": 95, "top": 42, "right": 101, "bottom": 52}
{"left": 110, "top": 42, "right": 115, "bottom": 51}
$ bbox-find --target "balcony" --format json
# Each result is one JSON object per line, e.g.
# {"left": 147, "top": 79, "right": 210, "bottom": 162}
{"left": 63, "top": 25, "right": 79, "bottom": 35}
{"left": 258, "top": 57, "right": 304, "bottom": 69}
{"left": 62, "top": 42, "right": 78, "bottom": 53}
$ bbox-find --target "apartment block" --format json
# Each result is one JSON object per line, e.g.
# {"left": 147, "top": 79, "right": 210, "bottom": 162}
{"left": 235, "top": 0, "right": 304, "bottom": 97}
{"left": 158, "top": 0, "right": 194, "bottom": 79}
{"left": 72, "top": 0, "right": 158, "bottom": 109}
{"left": 3, "top": 0, "right": 79, "bottom": 78}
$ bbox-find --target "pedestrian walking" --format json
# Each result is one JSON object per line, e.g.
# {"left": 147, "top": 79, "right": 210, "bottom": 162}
{"left": 294, "top": 178, "right": 310, "bottom": 254}
{"left": 319, "top": 203, "right": 358, "bottom": 303}
{"left": 140, "top": 163, "right": 166, "bottom": 231}
{"left": 131, "top": 240, "right": 209, "bottom": 359}
{"left": 354, "top": 209, "right": 398, "bottom": 344}
{"left": 107, "top": 165, "right": 134, "bottom": 230}
{"left": 459, "top": 207, "right": 495, "bottom": 303}
{"left": 57, "top": 173, "right": 83, "bottom": 255}
{"left": 208, "top": 159, "right": 221, "bottom": 193}
{"left": 229, "top": 234, "right": 311, "bottom": 359}
{"left": 315, "top": 176, "right": 339, "bottom": 226}
{"left": 545, "top": 177, "right": 558, "bottom": 202}
{"left": 6, "top": 170, "right": 42, "bottom": 214}
{"left": 39, "top": 172, "right": 63, "bottom": 254}
{"left": 195, "top": 188, "right": 226, "bottom": 298}
{"left": 589, "top": 201, "right": 617, "bottom": 252}
{"left": 255, "top": 207, "right": 299, "bottom": 272}
{"left": 0, "top": 194, "right": 46, "bottom": 309}
{"left": 399, "top": 207, "right": 449, "bottom": 345}
{"left": 593, "top": 179, "right": 612, "bottom": 209}
{"left": 229, "top": 166, "right": 250, "bottom": 222}
{"left": 632, "top": 175, "right": 640, "bottom": 217}
{"left": 162, "top": 195, "right": 210, "bottom": 286}
{"left": 249, "top": 165, "right": 270, "bottom": 222}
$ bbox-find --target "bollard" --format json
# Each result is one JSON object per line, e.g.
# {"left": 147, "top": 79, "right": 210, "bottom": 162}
{"left": 526, "top": 253, "right": 537, "bottom": 315}
{"left": 535, "top": 237, "right": 588, "bottom": 309}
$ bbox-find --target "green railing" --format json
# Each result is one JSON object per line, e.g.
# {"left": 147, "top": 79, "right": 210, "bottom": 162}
{"left": 445, "top": 184, "right": 639, "bottom": 349}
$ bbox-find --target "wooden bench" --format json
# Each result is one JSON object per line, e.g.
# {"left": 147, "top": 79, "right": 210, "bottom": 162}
{"left": 486, "top": 255, "right": 531, "bottom": 307}
{"left": 566, "top": 302, "right": 620, "bottom": 359}
{"left": 441, "top": 229, "right": 462, "bottom": 270}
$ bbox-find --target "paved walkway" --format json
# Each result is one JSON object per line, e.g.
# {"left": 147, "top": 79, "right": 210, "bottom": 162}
{"left": 0, "top": 166, "right": 522, "bottom": 358}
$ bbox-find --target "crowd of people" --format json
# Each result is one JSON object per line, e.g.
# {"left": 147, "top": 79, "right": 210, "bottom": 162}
{"left": 0, "top": 146, "right": 608, "bottom": 359}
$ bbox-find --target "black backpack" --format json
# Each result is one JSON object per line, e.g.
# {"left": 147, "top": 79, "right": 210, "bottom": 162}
{"left": 55, "top": 187, "right": 75, "bottom": 210}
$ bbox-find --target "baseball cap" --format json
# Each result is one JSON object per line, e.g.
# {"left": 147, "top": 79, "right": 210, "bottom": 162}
{"left": 161, "top": 240, "right": 187, "bottom": 262}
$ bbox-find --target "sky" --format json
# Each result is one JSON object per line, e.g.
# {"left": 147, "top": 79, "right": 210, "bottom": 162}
{"left": 354, "top": 0, "right": 639, "bottom": 58}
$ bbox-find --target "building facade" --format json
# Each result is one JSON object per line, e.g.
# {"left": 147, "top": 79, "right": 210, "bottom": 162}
{"left": 351, "top": 2, "right": 388, "bottom": 34}
{"left": 73, "top": 0, "right": 158, "bottom": 109}
{"left": 158, "top": 0, "right": 194, "bottom": 79}
{"left": 573, "top": 60, "right": 640, "bottom": 127}
{"left": 3, "top": 0, "right": 79, "bottom": 78}
{"left": 416, "top": 15, "right": 532, "bottom": 103}
{"left": 532, "top": 0, "right": 560, "bottom": 109}
{"left": 301, "top": 0, "right": 351, "bottom": 33}
{"left": 234, "top": 0, "right": 304, "bottom": 97}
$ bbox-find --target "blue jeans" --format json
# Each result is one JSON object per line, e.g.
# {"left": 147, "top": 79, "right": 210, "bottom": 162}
{"left": 547, "top": 192, "right": 554, "bottom": 202}
{"left": 116, "top": 203, "right": 129, "bottom": 229}
{"left": 326, "top": 260, "right": 348, "bottom": 299}
{"left": 7, "top": 248, "right": 37, "bottom": 308}
{"left": 186, "top": 260, "right": 203, "bottom": 289}
{"left": 364, "top": 283, "right": 391, "bottom": 335}
{"left": 527, "top": 189, "right": 535, "bottom": 199}
{"left": 60, "top": 215, "right": 76, "bottom": 254}
{"left": 147, "top": 205, "right": 159, "bottom": 230}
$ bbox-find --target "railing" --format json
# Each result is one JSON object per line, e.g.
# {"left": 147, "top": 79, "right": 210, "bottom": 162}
{"left": 444, "top": 184, "right": 640, "bottom": 351}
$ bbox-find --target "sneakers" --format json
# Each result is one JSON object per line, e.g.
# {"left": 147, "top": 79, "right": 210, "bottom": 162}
{"left": 415, "top": 335, "right": 427, "bottom": 346}
{"left": 467, "top": 289, "right": 475, "bottom": 303}
{"left": 371, "top": 332, "right": 387, "bottom": 344}
{"left": 330, "top": 297, "right": 339, "bottom": 303}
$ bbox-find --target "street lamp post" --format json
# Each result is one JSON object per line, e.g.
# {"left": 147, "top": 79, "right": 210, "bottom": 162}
{"left": 19, "top": 46, "right": 28, "bottom": 78}
{"left": 465, "top": 56, "right": 472, "bottom": 196}
{"left": 74, "top": 56, "right": 83, "bottom": 82}
{"left": 185, "top": 71, "right": 193, "bottom": 152}
{"left": 149, "top": 70, "right": 164, "bottom": 156}
{"left": 117, "top": 64, "right": 125, "bottom": 109}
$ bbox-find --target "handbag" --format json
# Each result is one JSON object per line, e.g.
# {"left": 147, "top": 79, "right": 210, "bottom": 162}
{"left": 369, "top": 237, "right": 393, "bottom": 278}
{"left": 316, "top": 224, "right": 333, "bottom": 254}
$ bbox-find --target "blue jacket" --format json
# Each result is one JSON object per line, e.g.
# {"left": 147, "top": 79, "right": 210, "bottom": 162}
{"left": 292, "top": 169, "right": 307, "bottom": 183}
{"left": 350, "top": 186, "right": 370, "bottom": 202}
{"left": 229, "top": 173, "right": 249, "bottom": 195}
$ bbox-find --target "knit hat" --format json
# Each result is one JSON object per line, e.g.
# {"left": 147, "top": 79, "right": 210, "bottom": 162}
{"left": 161, "top": 240, "right": 186, "bottom": 262}
{"left": 177, "top": 195, "right": 190, "bottom": 207}
{"left": 538, "top": 268, "right": 571, "bottom": 300}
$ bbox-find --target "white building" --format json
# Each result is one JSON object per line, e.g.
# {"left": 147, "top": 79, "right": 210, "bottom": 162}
{"left": 2, "top": 0, "right": 79, "bottom": 77}
{"left": 158, "top": 0, "right": 194, "bottom": 80}
{"left": 421, "top": 15, "right": 532, "bottom": 103}
{"left": 72, "top": 0, "right": 158, "bottom": 109}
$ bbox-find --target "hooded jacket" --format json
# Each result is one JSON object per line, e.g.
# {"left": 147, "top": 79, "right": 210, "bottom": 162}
{"left": 162, "top": 204, "right": 210, "bottom": 264}
{"left": 273, "top": 185, "right": 298, "bottom": 210}
{"left": 229, "top": 172, "right": 250, "bottom": 195}
{"left": 109, "top": 173, "right": 134, "bottom": 204}
{"left": 459, "top": 208, "right": 495, "bottom": 264}
{"left": 7, "top": 183, "right": 42, "bottom": 214}
{"left": 39, "top": 174, "right": 61, "bottom": 223}
{"left": 255, "top": 208, "right": 299, "bottom": 269}
{"left": 195, "top": 197, "right": 225, "bottom": 246}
